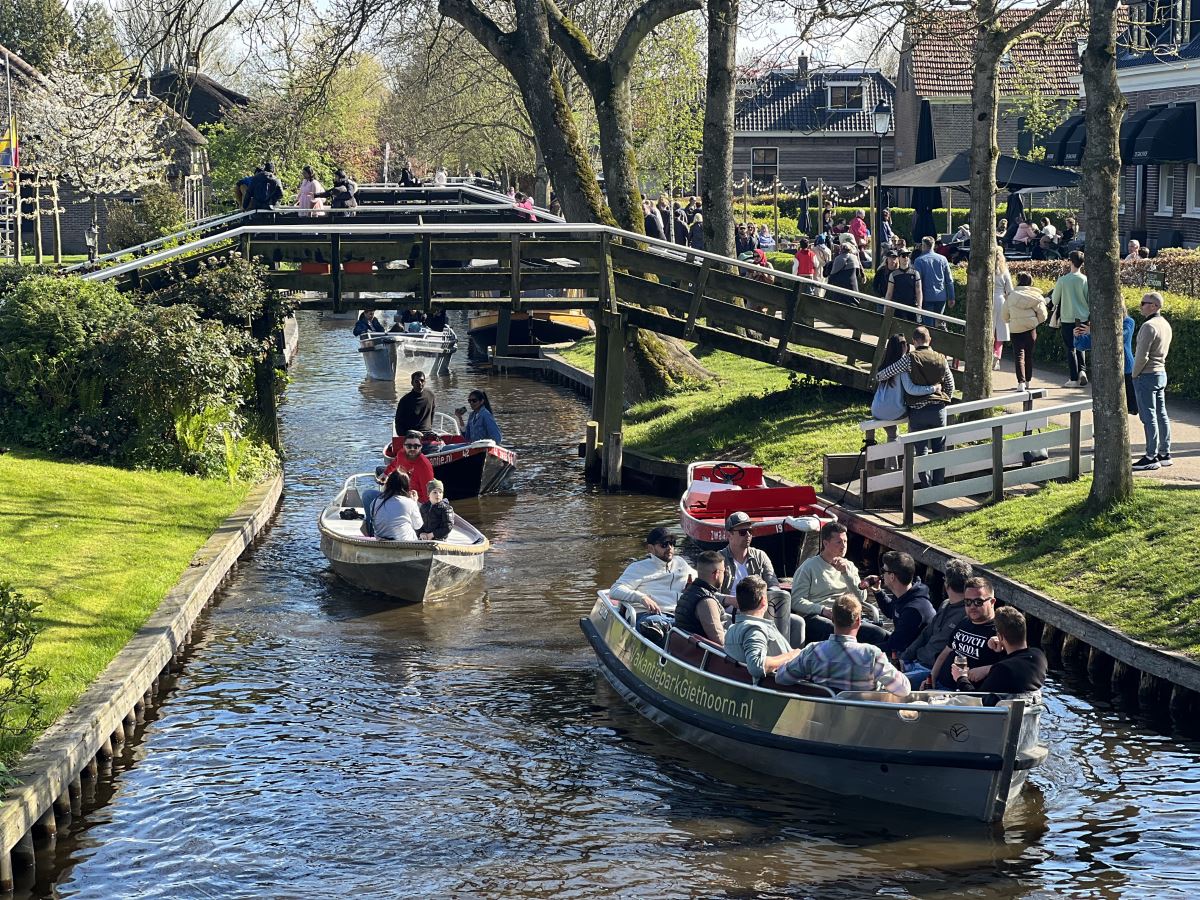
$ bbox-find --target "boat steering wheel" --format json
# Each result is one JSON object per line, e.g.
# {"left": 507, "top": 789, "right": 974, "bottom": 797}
{"left": 712, "top": 461, "right": 746, "bottom": 484}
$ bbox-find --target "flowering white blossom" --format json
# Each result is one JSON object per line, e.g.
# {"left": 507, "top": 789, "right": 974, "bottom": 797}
{"left": 20, "top": 51, "right": 169, "bottom": 199}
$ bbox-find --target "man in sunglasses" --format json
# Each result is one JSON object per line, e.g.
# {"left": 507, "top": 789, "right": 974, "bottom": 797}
{"left": 382, "top": 429, "right": 436, "bottom": 503}
{"left": 927, "top": 576, "right": 1007, "bottom": 690}
{"left": 610, "top": 527, "right": 697, "bottom": 618}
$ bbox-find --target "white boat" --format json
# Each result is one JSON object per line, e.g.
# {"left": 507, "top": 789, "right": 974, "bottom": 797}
{"left": 318, "top": 473, "right": 489, "bottom": 602}
{"left": 581, "top": 590, "right": 1048, "bottom": 822}
{"left": 357, "top": 326, "right": 457, "bottom": 380}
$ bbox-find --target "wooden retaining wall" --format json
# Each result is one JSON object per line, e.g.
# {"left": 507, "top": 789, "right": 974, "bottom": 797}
{"left": 0, "top": 474, "right": 283, "bottom": 889}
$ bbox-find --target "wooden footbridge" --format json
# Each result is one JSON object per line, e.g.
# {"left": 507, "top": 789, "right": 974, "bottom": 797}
{"left": 81, "top": 183, "right": 967, "bottom": 477}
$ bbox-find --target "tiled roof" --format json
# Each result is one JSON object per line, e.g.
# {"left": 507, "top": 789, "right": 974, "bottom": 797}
{"left": 907, "top": 10, "right": 1083, "bottom": 98}
{"left": 0, "top": 43, "right": 42, "bottom": 83}
{"left": 734, "top": 68, "right": 895, "bottom": 133}
{"left": 149, "top": 70, "right": 250, "bottom": 127}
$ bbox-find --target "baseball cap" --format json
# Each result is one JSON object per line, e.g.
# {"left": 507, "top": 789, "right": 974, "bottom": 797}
{"left": 725, "top": 511, "right": 754, "bottom": 531}
{"left": 885, "top": 249, "right": 898, "bottom": 258}
{"left": 898, "top": 248, "right": 911, "bottom": 256}
{"left": 646, "top": 526, "right": 675, "bottom": 545}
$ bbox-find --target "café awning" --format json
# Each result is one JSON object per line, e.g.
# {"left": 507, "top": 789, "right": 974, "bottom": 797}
{"left": 1120, "top": 107, "right": 1161, "bottom": 164}
{"left": 1044, "top": 115, "right": 1084, "bottom": 167}
{"left": 1129, "top": 103, "right": 1197, "bottom": 165}
{"left": 880, "top": 151, "right": 1079, "bottom": 192}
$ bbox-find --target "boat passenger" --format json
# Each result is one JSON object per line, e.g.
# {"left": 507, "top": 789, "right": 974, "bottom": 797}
{"left": 674, "top": 551, "right": 728, "bottom": 644}
{"left": 419, "top": 479, "right": 455, "bottom": 541}
{"left": 927, "top": 577, "right": 1008, "bottom": 690}
{"left": 454, "top": 391, "right": 503, "bottom": 444}
{"left": 383, "top": 430, "right": 436, "bottom": 503}
{"left": 363, "top": 470, "right": 422, "bottom": 541}
{"left": 353, "top": 309, "right": 384, "bottom": 337}
{"left": 394, "top": 370, "right": 436, "bottom": 435}
{"left": 899, "top": 558, "right": 971, "bottom": 687}
{"left": 952, "top": 606, "right": 1046, "bottom": 705}
{"left": 718, "top": 512, "right": 805, "bottom": 647}
{"left": 775, "top": 593, "right": 911, "bottom": 696}
{"left": 790, "top": 523, "right": 890, "bottom": 647}
{"left": 864, "top": 551, "right": 935, "bottom": 659}
{"left": 723, "top": 576, "right": 800, "bottom": 683}
{"left": 609, "top": 527, "right": 697, "bottom": 617}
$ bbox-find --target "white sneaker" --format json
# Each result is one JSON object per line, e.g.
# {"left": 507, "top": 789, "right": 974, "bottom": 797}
{"left": 1078, "top": 371, "right": 1089, "bottom": 386}
{"left": 1063, "top": 379, "right": 1079, "bottom": 388}
{"left": 1017, "top": 382, "right": 1028, "bottom": 392}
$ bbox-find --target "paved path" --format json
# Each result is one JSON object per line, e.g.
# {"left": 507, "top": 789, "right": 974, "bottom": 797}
{"left": 994, "top": 349, "right": 1200, "bottom": 485}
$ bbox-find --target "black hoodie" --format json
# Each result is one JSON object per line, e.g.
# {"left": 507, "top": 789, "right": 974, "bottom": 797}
{"left": 874, "top": 578, "right": 936, "bottom": 655}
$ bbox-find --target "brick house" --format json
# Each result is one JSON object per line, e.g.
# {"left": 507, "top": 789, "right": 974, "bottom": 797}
{"left": 732, "top": 61, "right": 895, "bottom": 190}
{"left": 1109, "top": 5, "right": 1200, "bottom": 249}
{"left": 1, "top": 43, "right": 211, "bottom": 256}
{"left": 893, "top": 11, "right": 1082, "bottom": 175}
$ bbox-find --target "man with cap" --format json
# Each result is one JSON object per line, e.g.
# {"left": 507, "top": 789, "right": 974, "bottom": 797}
{"left": 873, "top": 249, "right": 899, "bottom": 299}
{"left": 609, "top": 527, "right": 698, "bottom": 617}
{"left": 884, "top": 247, "right": 922, "bottom": 321}
{"left": 718, "top": 511, "right": 806, "bottom": 647}
{"left": 382, "top": 429, "right": 436, "bottom": 502}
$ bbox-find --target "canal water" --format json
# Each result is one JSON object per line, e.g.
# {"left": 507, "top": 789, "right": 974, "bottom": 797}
{"left": 28, "top": 312, "right": 1200, "bottom": 898}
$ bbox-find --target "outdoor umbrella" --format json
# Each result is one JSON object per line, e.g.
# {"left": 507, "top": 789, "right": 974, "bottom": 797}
{"left": 910, "top": 99, "right": 940, "bottom": 244}
{"left": 798, "top": 177, "right": 810, "bottom": 234}
{"left": 881, "top": 151, "right": 1080, "bottom": 192}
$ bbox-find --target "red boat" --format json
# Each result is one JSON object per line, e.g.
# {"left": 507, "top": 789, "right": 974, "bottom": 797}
{"left": 383, "top": 435, "right": 517, "bottom": 501}
{"left": 678, "top": 460, "right": 833, "bottom": 576}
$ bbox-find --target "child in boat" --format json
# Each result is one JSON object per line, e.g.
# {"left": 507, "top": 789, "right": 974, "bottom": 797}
{"left": 419, "top": 479, "right": 454, "bottom": 540}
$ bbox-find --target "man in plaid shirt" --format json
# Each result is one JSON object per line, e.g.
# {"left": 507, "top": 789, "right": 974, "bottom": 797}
{"left": 775, "top": 593, "right": 912, "bottom": 696}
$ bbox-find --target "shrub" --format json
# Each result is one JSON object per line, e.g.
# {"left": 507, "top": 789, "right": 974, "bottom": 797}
{"left": 104, "top": 182, "right": 188, "bottom": 252}
{"left": 0, "top": 582, "right": 49, "bottom": 777}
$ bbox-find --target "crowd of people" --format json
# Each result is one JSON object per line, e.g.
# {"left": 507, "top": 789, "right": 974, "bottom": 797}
{"left": 236, "top": 162, "right": 359, "bottom": 214}
{"left": 609, "top": 519, "right": 1047, "bottom": 704}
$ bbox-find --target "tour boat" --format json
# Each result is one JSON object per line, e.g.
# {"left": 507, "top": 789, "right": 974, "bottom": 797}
{"left": 467, "top": 309, "right": 594, "bottom": 351}
{"left": 318, "top": 473, "right": 489, "bottom": 602}
{"left": 678, "top": 460, "right": 834, "bottom": 576}
{"left": 383, "top": 421, "right": 517, "bottom": 501}
{"left": 357, "top": 327, "right": 457, "bottom": 380}
{"left": 581, "top": 591, "right": 1048, "bottom": 822}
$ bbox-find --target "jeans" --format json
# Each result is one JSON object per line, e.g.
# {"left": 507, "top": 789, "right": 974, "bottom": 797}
{"left": 1011, "top": 329, "right": 1036, "bottom": 384}
{"left": 768, "top": 589, "right": 807, "bottom": 647}
{"left": 361, "top": 488, "right": 380, "bottom": 535}
{"left": 907, "top": 403, "right": 948, "bottom": 487}
{"left": 1133, "top": 372, "right": 1171, "bottom": 457}
{"left": 1060, "top": 323, "right": 1085, "bottom": 381}
{"left": 922, "top": 299, "right": 946, "bottom": 328}
{"left": 903, "top": 662, "right": 932, "bottom": 688}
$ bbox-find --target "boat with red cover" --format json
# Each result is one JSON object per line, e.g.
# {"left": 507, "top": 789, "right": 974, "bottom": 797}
{"left": 384, "top": 432, "right": 516, "bottom": 501}
{"left": 678, "top": 460, "right": 834, "bottom": 576}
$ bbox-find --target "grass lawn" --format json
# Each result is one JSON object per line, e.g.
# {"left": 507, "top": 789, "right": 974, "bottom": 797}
{"left": 12, "top": 254, "right": 89, "bottom": 266}
{"left": 0, "top": 449, "right": 250, "bottom": 757}
{"left": 557, "top": 336, "right": 596, "bottom": 373}
{"left": 919, "top": 478, "right": 1200, "bottom": 657}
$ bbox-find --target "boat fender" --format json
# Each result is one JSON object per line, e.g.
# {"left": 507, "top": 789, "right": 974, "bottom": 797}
{"left": 783, "top": 515, "right": 822, "bottom": 531}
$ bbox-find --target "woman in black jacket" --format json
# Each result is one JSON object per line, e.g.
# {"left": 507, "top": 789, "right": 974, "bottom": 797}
{"left": 688, "top": 214, "right": 705, "bottom": 250}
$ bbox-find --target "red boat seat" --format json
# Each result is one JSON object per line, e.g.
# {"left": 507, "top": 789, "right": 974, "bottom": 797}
{"left": 702, "top": 652, "right": 753, "bottom": 684}
{"left": 701, "top": 485, "right": 819, "bottom": 519}
{"left": 666, "top": 629, "right": 708, "bottom": 668}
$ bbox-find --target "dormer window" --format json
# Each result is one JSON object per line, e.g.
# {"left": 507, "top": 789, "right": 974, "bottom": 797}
{"left": 828, "top": 82, "right": 864, "bottom": 110}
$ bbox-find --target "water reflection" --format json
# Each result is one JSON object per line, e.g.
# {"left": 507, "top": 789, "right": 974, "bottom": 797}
{"left": 27, "top": 311, "right": 1200, "bottom": 898}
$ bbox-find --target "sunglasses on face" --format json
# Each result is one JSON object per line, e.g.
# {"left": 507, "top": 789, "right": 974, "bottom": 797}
{"left": 404, "top": 443, "right": 422, "bottom": 449}
{"left": 965, "top": 598, "right": 991, "bottom": 608}
{"left": 656, "top": 540, "right": 675, "bottom": 548}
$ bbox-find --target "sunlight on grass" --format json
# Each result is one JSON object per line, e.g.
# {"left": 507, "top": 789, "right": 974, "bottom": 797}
{"left": 0, "top": 450, "right": 249, "bottom": 755}
{"left": 919, "top": 478, "right": 1200, "bottom": 657}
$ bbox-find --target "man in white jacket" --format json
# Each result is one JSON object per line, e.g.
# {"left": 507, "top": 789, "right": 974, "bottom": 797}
{"left": 610, "top": 527, "right": 697, "bottom": 616}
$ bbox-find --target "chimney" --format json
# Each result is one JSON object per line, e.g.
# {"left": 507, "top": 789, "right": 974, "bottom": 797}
{"left": 798, "top": 55, "right": 809, "bottom": 82}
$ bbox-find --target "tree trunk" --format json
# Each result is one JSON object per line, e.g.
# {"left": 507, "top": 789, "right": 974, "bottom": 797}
{"left": 1081, "top": 0, "right": 1132, "bottom": 507}
{"left": 595, "top": 80, "right": 645, "bottom": 233}
{"left": 963, "top": 20, "right": 1002, "bottom": 402}
{"left": 702, "top": 0, "right": 737, "bottom": 259}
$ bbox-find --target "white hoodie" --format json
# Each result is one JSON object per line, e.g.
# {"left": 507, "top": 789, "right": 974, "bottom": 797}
{"left": 610, "top": 554, "right": 697, "bottom": 614}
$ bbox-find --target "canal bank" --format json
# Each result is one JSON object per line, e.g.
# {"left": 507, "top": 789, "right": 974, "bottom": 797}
{"left": 20, "top": 312, "right": 1200, "bottom": 898}
{"left": 0, "top": 473, "right": 282, "bottom": 889}
{"left": 496, "top": 348, "right": 1200, "bottom": 731}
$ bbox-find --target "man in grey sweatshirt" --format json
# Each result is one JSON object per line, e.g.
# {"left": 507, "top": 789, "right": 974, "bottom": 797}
{"left": 1132, "top": 291, "right": 1174, "bottom": 471}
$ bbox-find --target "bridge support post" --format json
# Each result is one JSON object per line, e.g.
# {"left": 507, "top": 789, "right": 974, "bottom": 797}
{"left": 496, "top": 309, "right": 512, "bottom": 357}
{"left": 330, "top": 234, "right": 344, "bottom": 315}
{"left": 597, "top": 310, "right": 625, "bottom": 490}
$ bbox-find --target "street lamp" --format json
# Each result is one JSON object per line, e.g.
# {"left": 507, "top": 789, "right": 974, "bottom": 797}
{"left": 873, "top": 98, "right": 891, "bottom": 263}
{"left": 85, "top": 221, "right": 100, "bottom": 263}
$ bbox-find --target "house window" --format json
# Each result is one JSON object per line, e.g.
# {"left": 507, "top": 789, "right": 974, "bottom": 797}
{"left": 1158, "top": 163, "right": 1176, "bottom": 213}
{"left": 1187, "top": 163, "right": 1200, "bottom": 213}
{"left": 855, "top": 147, "right": 881, "bottom": 183}
{"left": 828, "top": 83, "right": 864, "bottom": 110}
{"left": 751, "top": 147, "right": 778, "bottom": 186}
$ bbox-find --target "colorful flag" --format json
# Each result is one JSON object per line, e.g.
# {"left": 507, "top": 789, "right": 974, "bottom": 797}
{"left": 0, "top": 117, "right": 17, "bottom": 168}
